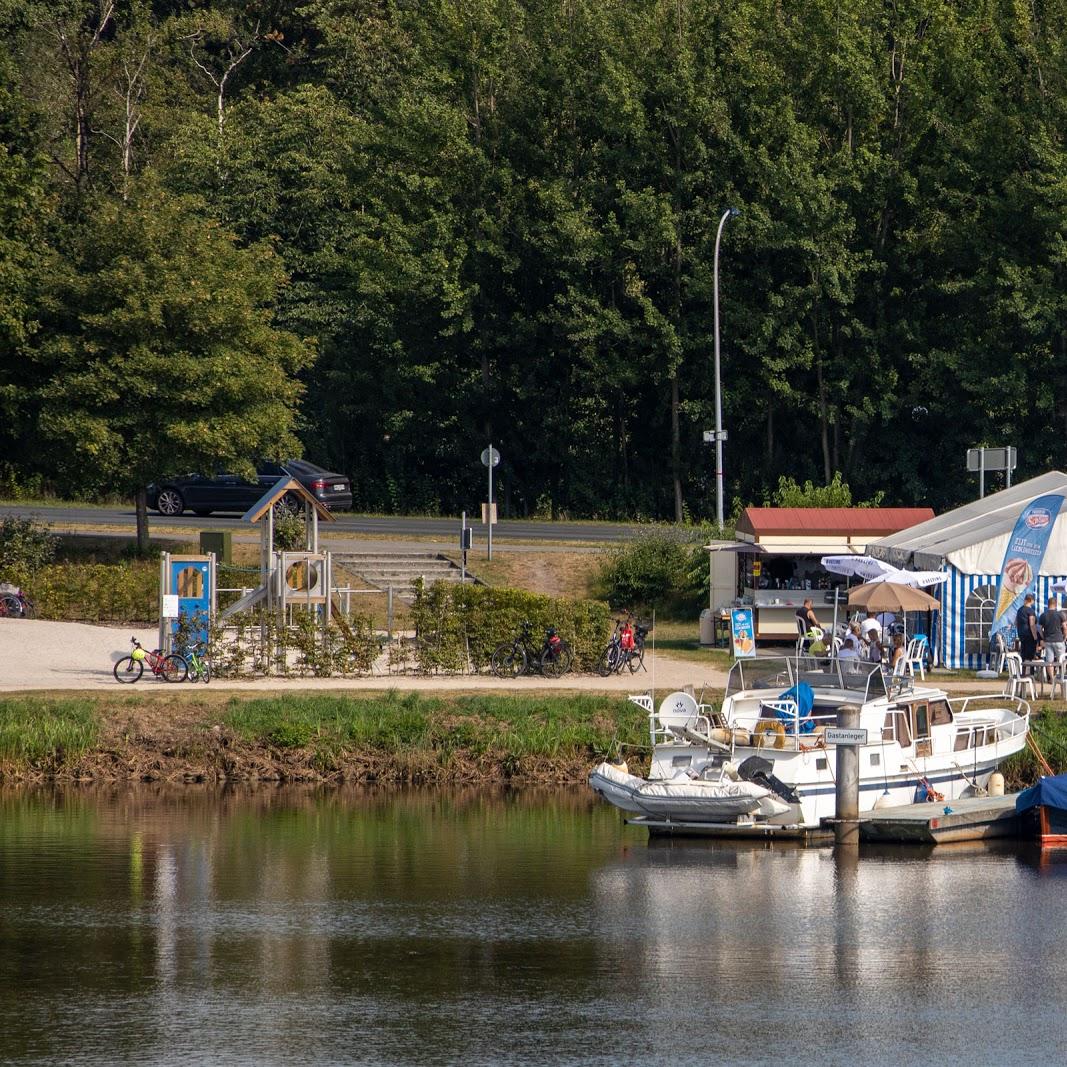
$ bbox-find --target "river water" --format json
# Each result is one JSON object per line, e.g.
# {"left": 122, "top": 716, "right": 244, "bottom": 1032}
{"left": 1, "top": 786, "right": 1065, "bottom": 1066}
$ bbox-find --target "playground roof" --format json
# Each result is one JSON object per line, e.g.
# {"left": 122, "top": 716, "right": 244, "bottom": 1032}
{"left": 242, "top": 478, "right": 336, "bottom": 524}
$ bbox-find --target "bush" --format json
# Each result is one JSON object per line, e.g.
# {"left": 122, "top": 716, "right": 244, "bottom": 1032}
{"left": 0, "top": 516, "right": 58, "bottom": 584}
{"left": 410, "top": 582, "right": 611, "bottom": 673}
{"left": 23, "top": 561, "right": 157, "bottom": 622}
{"left": 594, "top": 530, "right": 706, "bottom": 615}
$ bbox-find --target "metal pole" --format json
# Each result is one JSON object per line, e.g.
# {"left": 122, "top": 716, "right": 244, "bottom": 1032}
{"left": 461, "top": 510, "right": 467, "bottom": 583}
{"left": 835, "top": 703, "right": 861, "bottom": 848}
{"left": 712, "top": 208, "right": 738, "bottom": 531}
{"left": 488, "top": 442, "right": 494, "bottom": 561}
{"left": 387, "top": 585, "right": 393, "bottom": 639}
{"left": 979, "top": 448, "right": 985, "bottom": 499}
{"left": 1007, "top": 450, "right": 1013, "bottom": 489}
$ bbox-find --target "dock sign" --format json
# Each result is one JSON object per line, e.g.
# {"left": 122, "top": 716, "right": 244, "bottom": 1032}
{"left": 824, "top": 727, "right": 868, "bottom": 746}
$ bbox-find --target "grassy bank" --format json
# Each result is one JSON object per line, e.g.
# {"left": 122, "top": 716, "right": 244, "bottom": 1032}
{"left": 0, "top": 691, "right": 651, "bottom": 785}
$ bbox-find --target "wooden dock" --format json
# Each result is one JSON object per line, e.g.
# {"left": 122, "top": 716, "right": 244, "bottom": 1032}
{"left": 857, "top": 794, "right": 1021, "bottom": 844}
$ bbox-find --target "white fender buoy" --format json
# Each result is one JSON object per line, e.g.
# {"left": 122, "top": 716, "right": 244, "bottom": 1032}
{"left": 873, "top": 791, "right": 895, "bottom": 810}
{"left": 988, "top": 772, "right": 1005, "bottom": 797}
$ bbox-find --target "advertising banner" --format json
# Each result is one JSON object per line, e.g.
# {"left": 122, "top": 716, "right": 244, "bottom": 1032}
{"left": 730, "top": 608, "right": 756, "bottom": 658}
{"left": 990, "top": 494, "right": 1065, "bottom": 639}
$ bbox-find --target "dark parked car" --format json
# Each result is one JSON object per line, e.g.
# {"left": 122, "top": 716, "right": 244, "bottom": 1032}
{"left": 148, "top": 460, "right": 353, "bottom": 516}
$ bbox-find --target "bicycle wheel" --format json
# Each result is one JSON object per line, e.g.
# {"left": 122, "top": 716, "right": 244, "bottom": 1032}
{"left": 113, "top": 656, "right": 143, "bottom": 684}
{"left": 200, "top": 661, "right": 212, "bottom": 684}
{"left": 628, "top": 647, "right": 645, "bottom": 673}
{"left": 160, "top": 654, "right": 188, "bottom": 682}
{"left": 540, "top": 641, "right": 572, "bottom": 678}
{"left": 18, "top": 596, "right": 35, "bottom": 619}
{"left": 0, "top": 595, "right": 21, "bottom": 618}
{"left": 596, "top": 644, "right": 618, "bottom": 677}
{"left": 491, "top": 642, "right": 527, "bottom": 679}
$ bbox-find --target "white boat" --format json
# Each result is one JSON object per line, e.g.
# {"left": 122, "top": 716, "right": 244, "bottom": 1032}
{"left": 589, "top": 656, "right": 1030, "bottom": 836}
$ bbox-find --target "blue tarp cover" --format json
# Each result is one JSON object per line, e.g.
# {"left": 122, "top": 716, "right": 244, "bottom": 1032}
{"left": 775, "top": 682, "right": 815, "bottom": 734}
{"left": 1016, "top": 775, "right": 1067, "bottom": 814}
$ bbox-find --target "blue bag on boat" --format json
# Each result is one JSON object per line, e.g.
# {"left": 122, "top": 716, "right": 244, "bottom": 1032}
{"left": 775, "top": 682, "right": 815, "bottom": 734}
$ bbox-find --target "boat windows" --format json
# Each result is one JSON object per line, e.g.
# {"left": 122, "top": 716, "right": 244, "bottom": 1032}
{"left": 672, "top": 755, "right": 692, "bottom": 768}
{"left": 893, "top": 711, "right": 912, "bottom": 748}
{"left": 816, "top": 757, "right": 828, "bottom": 770}
{"left": 913, "top": 702, "right": 931, "bottom": 740}
{"left": 930, "top": 699, "right": 952, "bottom": 726}
{"left": 870, "top": 753, "right": 880, "bottom": 767}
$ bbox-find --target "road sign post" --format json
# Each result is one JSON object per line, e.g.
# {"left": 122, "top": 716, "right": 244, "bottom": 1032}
{"left": 460, "top": 511, "right": 473, "bottom": 582}
{"left": 967, "top": 447, "right": 1017, "bottom": 498}
{"left": 481, "top": 445, "right": 500, "bottom": 560}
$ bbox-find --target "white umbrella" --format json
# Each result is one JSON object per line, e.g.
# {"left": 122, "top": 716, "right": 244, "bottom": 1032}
{"left": 864, "top": 569, "right": 948, "bottom": 589}
{"left": 820, "top": 555, "right": 897, "bottom": 581}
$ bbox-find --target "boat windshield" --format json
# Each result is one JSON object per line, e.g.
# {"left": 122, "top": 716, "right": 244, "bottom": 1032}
{"left": 725, "top": 656, "right": 888, "bottom": 703}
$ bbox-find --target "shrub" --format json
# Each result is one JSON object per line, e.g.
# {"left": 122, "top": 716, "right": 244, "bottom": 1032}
{"left": 410, "top": 581, "right": 611, "bottom": 673}
{"left": 0, "top": 516, "right": 59, "bottom": 584}
{"left": 273, "top": 512, "right": 306, "bottom": 551}
{"left": 593, "top": 530, "right": 706, "bottom": 614}
{"left": 24, "top": 561, "right": 157, "bottom": 622}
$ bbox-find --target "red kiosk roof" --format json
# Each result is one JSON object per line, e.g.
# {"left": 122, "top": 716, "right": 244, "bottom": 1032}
{"left": 736, "top": 507, "right": 934, "bottom": 539}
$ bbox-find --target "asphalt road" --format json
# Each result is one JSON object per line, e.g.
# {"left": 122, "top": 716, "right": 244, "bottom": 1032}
{"left": 0, "top": 503, "right": 647, "bottom": 543}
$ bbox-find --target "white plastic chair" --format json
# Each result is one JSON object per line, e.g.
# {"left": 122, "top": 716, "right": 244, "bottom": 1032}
{"left": 1004, "top": 652, "right": 1036, "bottom": 701}
{"left": 1050, "top": 655, "right": 1067, "bottom": 701}
{"left": 904, "top": 636, "right": 928, "bottom": 680}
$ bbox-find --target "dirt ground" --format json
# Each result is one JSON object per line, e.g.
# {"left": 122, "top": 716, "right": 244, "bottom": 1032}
{"left": 0, "top": 618, "right": 727, "bottom": 694}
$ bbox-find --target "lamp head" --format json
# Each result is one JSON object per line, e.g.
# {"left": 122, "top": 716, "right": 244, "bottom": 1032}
{"left": 728, "top": 207, "right": 741, "bottom": 219}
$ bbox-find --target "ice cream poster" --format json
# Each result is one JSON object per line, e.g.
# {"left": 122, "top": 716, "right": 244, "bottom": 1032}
{"left": 990, "top": 494, "right": 1065, "bottom": 639}
{"left": 730, "top": 608, "right": 756, "bottom": 658}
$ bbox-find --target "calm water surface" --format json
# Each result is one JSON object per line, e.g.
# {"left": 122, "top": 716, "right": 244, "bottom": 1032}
{"left": 1, "top": 786, "right": 1066, "bottom": 1065}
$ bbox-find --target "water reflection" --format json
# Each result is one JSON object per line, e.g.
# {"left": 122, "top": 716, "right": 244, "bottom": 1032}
{"left": 1, "top": 786, "right": 1065, "bottom": 1065}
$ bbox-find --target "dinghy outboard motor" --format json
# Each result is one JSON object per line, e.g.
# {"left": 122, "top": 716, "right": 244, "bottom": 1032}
{"left": 736, "top": 755, "right": 800, "bottom": 805}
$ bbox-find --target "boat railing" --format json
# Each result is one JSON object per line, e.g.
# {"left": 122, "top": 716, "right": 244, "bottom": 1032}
{"left": 948, "top": 695, "right": 1030, "bottom": 746}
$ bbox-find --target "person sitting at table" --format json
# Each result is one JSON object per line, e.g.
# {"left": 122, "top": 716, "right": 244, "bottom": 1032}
{"left": 838, "top": 623, "right": 864, "bottom": 667}
{"left": 888, "top": 633, "right": 906, "bottom": 674}
{"left": 860, "top": 611, "right": 882, "bottom": 644}
{"left": 795, "top": 598, "right": 821, "bottom": 634}
{"left": 866, "top": 628, "right": 884, "bottom": 664}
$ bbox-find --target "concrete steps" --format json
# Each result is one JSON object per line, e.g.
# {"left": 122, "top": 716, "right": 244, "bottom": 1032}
{"left": 332, "top": 552, "right": 475, "bottom": 601}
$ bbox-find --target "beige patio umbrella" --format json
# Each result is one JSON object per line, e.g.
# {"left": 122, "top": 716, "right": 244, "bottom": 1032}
{"left": 847, "top": 582, "right": 941, "bottom": 612}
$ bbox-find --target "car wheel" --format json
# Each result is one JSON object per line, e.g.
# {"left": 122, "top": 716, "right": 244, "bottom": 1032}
{"left": 155, "top": 488, "right": 185, "bottom": 516}
{"left": 273, "top": 494, "right": 301, "bottom": 519}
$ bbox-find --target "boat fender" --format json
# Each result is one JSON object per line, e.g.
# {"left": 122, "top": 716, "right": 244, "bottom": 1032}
{"left": 754, "top": 720, "right": 786, "bottom": 749}
{"left": 732, "top": 729, "right": 751, "bottom": 748}
{"left": 872, "top": 791, "right": 895, "bottom": 810}
{"left": 709, "top": 727, "right": 732, "bottom": 746}
{"left": 988, "top": 772, "right": 1005, "bottom": 797}
{"left": 722, "top": 761, "right": 740, "bottom": 781}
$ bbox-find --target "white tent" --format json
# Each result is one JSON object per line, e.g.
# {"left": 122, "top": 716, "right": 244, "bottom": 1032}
{"left": 869, "top": 471, "right": 1067, "bottom": 667}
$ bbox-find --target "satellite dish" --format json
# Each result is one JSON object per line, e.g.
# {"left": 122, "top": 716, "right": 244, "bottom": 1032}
{"left": 657, "top": 691, "right": 700, "bottom": 732}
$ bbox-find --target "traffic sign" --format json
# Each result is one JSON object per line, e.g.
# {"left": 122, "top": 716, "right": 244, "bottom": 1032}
{"left": 481, "top": 502, "right": 497, "bottom": 525}
{"left": 481, "top": 447, "right": 501, "bottom": 468}
{"left": 966, "top": 446, "right": 1016, "bottom": 472}
{"left": 824, "top": 727, "right": 868, "bottom": 746}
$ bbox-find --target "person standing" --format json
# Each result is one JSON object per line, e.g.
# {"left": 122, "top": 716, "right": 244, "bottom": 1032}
{"left": 1015, "top": 593, "right": 1039, "bottom": 663}
{"left": 1038, "top": 596, "right": 1067, "bottom": 679}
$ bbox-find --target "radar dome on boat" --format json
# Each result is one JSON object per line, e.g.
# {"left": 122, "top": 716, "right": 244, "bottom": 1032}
{"left": 657, "top": 691, "right": 700, "bottom": 731}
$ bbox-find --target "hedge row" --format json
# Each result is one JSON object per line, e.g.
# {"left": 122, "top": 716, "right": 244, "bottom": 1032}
{"left": 24, "top": 562, "right": 158, "bottom": 623}
{"left": 410, "top": 581, "right": 612, "bottom": 673}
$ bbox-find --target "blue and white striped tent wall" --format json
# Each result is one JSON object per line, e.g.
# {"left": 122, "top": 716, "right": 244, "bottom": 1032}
{"left": 939, "top": 568, "right": 1067, "bottom": 669}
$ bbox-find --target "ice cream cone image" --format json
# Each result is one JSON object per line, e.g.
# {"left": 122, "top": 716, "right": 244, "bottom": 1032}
{"left": 996, "top": 557, "right": 1033, "bottom": 619}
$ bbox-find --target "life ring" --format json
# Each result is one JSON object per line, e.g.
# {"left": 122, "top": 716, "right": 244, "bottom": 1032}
{"left": 754, "top": 720, "right": 786, "bottom": 749}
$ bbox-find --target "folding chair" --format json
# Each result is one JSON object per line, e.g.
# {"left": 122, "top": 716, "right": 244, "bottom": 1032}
{"left": 1004, "top": 652, "right": 1036, "bottom": 701}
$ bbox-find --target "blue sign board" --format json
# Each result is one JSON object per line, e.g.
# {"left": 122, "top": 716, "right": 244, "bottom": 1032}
{"left": 730, "top": 608, "right": 756, "bottom": 658}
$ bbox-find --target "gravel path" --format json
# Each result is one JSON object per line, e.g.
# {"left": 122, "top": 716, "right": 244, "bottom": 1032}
{"left": 0, "top": 618, "right": 726, "bottom": 694}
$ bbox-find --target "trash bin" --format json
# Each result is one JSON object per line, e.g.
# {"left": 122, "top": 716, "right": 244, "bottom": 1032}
{"left": 699, "top": 608, "right": 715, "bottom": 646}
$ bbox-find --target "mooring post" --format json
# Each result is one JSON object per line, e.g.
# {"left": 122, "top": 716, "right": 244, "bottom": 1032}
{"left": 387, "top": 585, "right": 394, "bottom": 640}
{"left": 835, "top": 703, "right": 861, "bottom": 848}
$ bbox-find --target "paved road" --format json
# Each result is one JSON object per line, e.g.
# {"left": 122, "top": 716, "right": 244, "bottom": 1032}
{"left": 0, "top": 503, "right": 648, "bottom": 543}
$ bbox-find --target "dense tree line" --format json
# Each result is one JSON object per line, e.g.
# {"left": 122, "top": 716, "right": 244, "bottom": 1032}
{"left": 1, "top": 0, "right": 1065, "bottom": 523}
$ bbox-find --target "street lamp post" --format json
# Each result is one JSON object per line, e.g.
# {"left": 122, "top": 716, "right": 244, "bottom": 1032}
{"left": 712, "top": 206, "right": 740, "bottom": 531}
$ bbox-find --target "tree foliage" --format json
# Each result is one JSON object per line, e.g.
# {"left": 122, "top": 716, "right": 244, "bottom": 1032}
{"left": 2, "top": 0, "right": 1066, "bottom": 521}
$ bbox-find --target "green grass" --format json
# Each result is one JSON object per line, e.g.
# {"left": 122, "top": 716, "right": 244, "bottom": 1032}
{"left": 0, "top": 698, "right": 100, "bottom": 763}
{"left": 223, "top": 692, "right": 648, "bottom": 762}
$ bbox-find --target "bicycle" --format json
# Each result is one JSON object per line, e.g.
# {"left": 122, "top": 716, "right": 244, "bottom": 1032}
{"left": 113, "top": 638, "right": 188, "bottom": 684}
{"left": 0, "top": 584, "right": 35, "bottom": 619}
{"left": 490, "top": 621, "right": 573, "bottom": 678}
{"left": 182, "top": 641, "right": 212, "bottom": 684}
{"left": 597, "top": 619, "right": 650, "bottom": 675}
